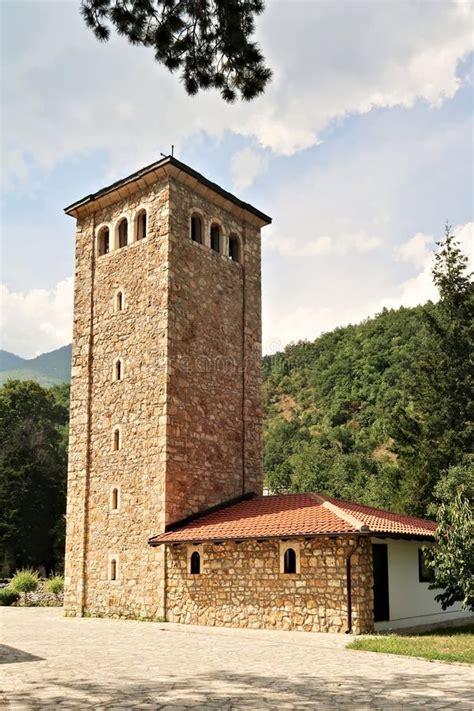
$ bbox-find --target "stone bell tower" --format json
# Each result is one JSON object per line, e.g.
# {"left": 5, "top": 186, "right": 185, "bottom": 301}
{"left": 63, "top": 157, "right": 271, "bottom": 619}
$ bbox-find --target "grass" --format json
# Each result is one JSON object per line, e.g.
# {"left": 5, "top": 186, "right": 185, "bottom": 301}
{"left": 348, "top": 624, "right": 474, "bottom": 664}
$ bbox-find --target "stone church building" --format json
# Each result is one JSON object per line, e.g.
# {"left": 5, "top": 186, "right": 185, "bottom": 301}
{"left": 64, "top": 157, "right": 469, "bottom": 634}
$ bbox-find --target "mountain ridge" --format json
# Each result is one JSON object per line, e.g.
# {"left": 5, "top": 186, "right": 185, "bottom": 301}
{"left": 0, "top": 344, "right": 72, "bottom": 385}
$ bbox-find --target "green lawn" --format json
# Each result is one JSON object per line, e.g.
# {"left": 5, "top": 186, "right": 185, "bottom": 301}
{"left": 348, "top": 624, "right": 474, "bottom": 664}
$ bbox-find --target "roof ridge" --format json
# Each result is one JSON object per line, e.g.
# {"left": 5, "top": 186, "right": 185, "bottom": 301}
{"left": 311, "top": 494, "right": 370, "bottom": 533}
{"left": 323, "top": 494, "right": 436, "bottom": 525}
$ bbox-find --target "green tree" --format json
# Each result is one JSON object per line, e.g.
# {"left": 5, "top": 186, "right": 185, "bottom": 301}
{"left": 81, "top": 0, "right": 272, "bottom": 102}
{"left": 390, "top": 225, "right": 473, "bottom": 515}
{"left": 0, "top": 380, "right": 68, "bottom": 574}
{"left": 424, "top": 461, "right": 474, "bottom": 611}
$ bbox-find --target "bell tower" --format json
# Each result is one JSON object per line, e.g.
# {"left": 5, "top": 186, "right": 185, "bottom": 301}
{"left": 63, "top": 157, "right": 271, "bottom": 619}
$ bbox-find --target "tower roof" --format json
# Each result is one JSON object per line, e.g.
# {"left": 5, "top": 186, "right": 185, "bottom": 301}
{"left": 64, "top": 155, "right": 272, "bottom": 227}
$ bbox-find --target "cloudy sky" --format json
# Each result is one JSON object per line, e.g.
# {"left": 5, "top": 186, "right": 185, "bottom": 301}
{"left": 1, "top": 0, "right": 473, "bottom": 358}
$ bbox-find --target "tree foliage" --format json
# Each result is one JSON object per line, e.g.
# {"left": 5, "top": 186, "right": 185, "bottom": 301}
{"left": 263, "top": 226, "right": 473, "bottom": 517}
{"left": 81, "top": 0, "right": 272, "bottom": 102}
{"left": 424, "top": 461, "right": 474, "bottom": 611}
{"left": 389, "top": 224, "right": 473, "bottom": 514}
{"left": 0, "top": 380, "right": 69, "bottom": 574}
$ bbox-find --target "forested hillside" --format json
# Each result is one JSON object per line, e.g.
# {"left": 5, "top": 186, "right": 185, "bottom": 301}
{"left": 263, "top": 305, "right": 429, "bottom": 510}
{"left": 263, "top": 228, "right": 472, "bottom": 518}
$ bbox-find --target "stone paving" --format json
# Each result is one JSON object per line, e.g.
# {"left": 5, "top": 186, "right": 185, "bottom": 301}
{"left": 0, "top": 608, "right": 472, "bottom": 710}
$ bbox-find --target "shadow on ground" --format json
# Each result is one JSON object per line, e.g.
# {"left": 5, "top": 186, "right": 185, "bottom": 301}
{"left": 0, "top": 644, "right": 43, "bottom": 664}
{"left": 4, "top": 667, "right": 473, "bottom": 709}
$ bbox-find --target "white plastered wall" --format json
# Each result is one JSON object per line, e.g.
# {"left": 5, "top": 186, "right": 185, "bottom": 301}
{"left": 372, "top": 537, "right": 473, "bottom": 631}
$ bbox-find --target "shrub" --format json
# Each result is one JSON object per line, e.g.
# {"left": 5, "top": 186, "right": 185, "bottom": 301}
{"left": 9, "top": 569, "right": 40, "bottom": 605}
{"left": 45, "top": 575, "right": 64, "bottom": 601}
{"left": 0, "top": 587, "right": 20, "bottom": 606}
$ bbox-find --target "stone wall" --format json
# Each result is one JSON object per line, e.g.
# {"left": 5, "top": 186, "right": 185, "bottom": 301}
{"left": 165, "top": 177, "right": 263, "bottom": 524}
{"left": 64, "top": 179, "right": 170, "bottom": 619}
{"left": 165, "top": 537, "right": 374, "bottom": 634}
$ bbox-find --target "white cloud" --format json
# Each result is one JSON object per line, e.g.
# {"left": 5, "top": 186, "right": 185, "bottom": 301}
{"left": 230, "top": 148, "right": 268, "bottom": 190}
{"left": 0, "top": 277, "right": 74, "bottom": 358}
{"left": 268, "top": 230, "right": 381, "bottom": 258}
{"left": 381, "top": 221, "right": 474, "bottom": 309}
{"left": 396, "top": 232, "right": 433, "bottom": 268}
{"left": 2, "top": 0, "right": 472, "bottom": 184}
{"left": 263, "top": 222, "right": 473, "bottom": 353}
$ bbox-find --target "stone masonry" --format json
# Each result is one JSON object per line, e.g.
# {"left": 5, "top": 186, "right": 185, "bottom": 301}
{"left": 165, "top": 537, "right": 374, "bottom": 634}
{"left": 64, "top": 159, "right": 268, "bottom": 620}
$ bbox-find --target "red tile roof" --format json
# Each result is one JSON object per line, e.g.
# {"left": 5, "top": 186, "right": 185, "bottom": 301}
{"left": 149, "top": 493, "right": 436, "bottom": 545}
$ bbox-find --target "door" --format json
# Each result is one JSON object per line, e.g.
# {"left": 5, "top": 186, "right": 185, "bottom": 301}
{"left": 372, "top": 543, "right": 390, "bottom": 622}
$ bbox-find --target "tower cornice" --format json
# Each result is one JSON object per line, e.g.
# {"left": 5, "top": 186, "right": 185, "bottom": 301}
{"left": 64, "top": 156, "right": 272, "bottom": 228}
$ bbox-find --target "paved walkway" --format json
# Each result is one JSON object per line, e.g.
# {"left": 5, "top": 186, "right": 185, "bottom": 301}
{"left": 0, "top": 608, "right": 472, "bottom": 709}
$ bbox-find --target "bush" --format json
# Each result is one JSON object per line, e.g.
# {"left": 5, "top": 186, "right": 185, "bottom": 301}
{"left": 0, "top": 587, "right": 20, "bottom": 606}
{"left": 45, "top": 575, "right": 64, "bottom": 600}
{"left": 9, "top": 569, "right": 40, "bottom": 605}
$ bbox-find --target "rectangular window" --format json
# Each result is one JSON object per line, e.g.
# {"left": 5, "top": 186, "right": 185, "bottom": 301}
{"left": 418, "top": 548, "right": 434, "bottom": 582}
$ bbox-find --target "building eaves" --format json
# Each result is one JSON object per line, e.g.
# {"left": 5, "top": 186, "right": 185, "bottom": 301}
{"left": 64, "top": 155, "right": 272, "bottom": 226}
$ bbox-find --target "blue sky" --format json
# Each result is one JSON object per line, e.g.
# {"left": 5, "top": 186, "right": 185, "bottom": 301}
{"left": 1, "top": 0, "right": 473, "bottom": 357}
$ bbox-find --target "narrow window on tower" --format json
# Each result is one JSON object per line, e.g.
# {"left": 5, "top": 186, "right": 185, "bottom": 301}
{"left": 115, "top": 289, "right": 124, "bottom": 312}
{"left": 228, "top": 234, "right": 241, "bottom": 263}
{"left": 109, "top": 557, "right": 118, "bottom": 581}
{"left": 113, "top": 358, "right": 123, "bottom": 382}
{"left": 111, "top": 487, "right": 120, "bottom": 511}
{"left": 210, "top": 223, "right": 221, "bottom": 252}
{"left": 136, "top": 209, "right": 147, "bottom": 241}
{"left": 190, "top": 213, "right": 203, "bottom": 244}
{"left": 112, "top": 427, "right": 121, "bottom": 451}
{"left": 117, "top": 218, "right": 128, "bottom": 249}
{"left": 97, "top": 227, "right": 110, "bottom": 256}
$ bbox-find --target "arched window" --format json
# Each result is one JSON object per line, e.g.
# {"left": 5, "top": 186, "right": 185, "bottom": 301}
{"left": 136, "top": 210, "right": 147, "bottom": 241}
{"left": 109, "top": 558, "right": 118, "bottom": 581}
{"left": 284, "top": 547, "right": 297, "bottom": 574}
{"left": 117, "top": 218, "right": 128, "bottom": 248}
{"left": 111, "top": 487, "right": 119, "bottom": 510}
{"left": 228, "top": 234, "right": 241, "bottom": 263}
{"left": 115, "top": 290, "right": 124, "bottom": 312}
{"left": 190, "top": 551, "right": 201, "bottom": 575}
{"left": 112, "top": 427, "right": 121, "bottom": 451}
{"left": 210, "top": 223, "right": 221, "bottom": 252}
{"left": 98, "top": 227, "right": 110, "bottom": 256}
{"left": 113, "top": 358, "right": 123, "bottom": 382}
{"left": 191, "top": 213, "right": 203, "bottom": 244}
